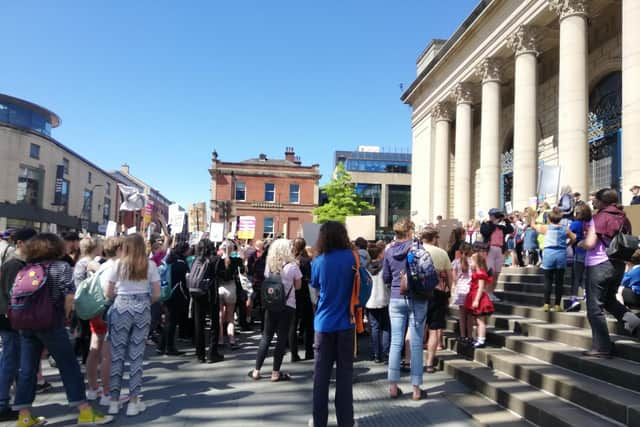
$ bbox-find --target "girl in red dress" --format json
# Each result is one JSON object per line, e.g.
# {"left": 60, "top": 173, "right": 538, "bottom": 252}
{"left": 463, "top": 252, "right": 495, "bottom": 348}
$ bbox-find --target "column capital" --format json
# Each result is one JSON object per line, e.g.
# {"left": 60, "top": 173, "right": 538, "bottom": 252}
{"left": 432, "top": 102, "right": 453, "bottom": 122}
{"left": 452, "top": 82, "right": 474, "bottom": 105}
{"left": 475, "top": 58, "right": 503, "bottom": 83}
{"left": 507, "top": 25, "right": 542, "bottom": 57}
{"left": 548, "top": 0, "right": 589, "bottom": 21}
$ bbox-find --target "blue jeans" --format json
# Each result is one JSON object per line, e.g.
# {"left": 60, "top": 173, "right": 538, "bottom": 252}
{"left": 388, "top": 297, "right": 428, "bottom": 386}
{"left": 367, "top": 308, "right": 390, "bottom": 359}
{"left": 14, "top": 327, "right": 86, "bottom": 409}
{"left": 0, "top": 329, "right": 20, "bottom": 409}
{"left": 542, "top": 247, "right": 567, "bottom": 270}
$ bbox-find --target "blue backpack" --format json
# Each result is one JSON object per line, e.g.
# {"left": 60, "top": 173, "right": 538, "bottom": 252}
{"left": 158, "top": 262, "right": 173, "bottom": 302}
{"left": 404, "top": 246, "right": 439, "bottom": 299}
{"left": 358, "top": 266, "right": 372, "bottom": 307}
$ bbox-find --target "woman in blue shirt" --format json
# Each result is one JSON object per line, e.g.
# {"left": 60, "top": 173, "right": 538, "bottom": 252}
{"left": 309, "top": 221, "right": 357, "bottom": 427}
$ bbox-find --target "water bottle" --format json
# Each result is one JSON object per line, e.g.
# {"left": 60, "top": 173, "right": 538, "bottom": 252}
{"left": 407, "top": 251, "right": 419, "bottom": 282}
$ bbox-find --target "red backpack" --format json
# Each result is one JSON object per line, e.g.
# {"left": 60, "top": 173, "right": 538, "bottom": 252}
{"left": 8, "top": 263, "right": 58, "bottom": 331}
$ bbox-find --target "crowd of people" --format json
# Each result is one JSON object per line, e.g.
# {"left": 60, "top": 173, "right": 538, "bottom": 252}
{"left": 0, "top": 184, "right": 639, "bottom": 427}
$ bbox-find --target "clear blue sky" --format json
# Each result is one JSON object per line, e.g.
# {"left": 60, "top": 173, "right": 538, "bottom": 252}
{"left": 2, "top": 1, "right": 477, "bottom": 207}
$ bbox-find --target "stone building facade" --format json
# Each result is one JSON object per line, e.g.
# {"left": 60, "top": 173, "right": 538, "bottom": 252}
{"left": 403, "top": 0, "right": 638, "bottom": 225}
{"left": 210, "top": 147, "right": 320, "bottom": 239}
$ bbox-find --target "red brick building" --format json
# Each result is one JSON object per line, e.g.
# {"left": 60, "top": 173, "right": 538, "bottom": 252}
{"left": 210, "top": 147, "right": 320, "bottom": 239}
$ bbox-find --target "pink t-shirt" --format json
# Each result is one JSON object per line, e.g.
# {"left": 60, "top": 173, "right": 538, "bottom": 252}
{"left": 265, "top": 262, "right": 302, "bottom": 309}
{"left": 585, "top": 219, "right": 609, "bottom": 267}
{"left": 490, "top": 228, "right": 504, "bottom": 247}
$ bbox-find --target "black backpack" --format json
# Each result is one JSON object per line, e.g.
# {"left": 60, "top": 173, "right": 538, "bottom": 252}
{"left": 261, "top": 272, "right": 293, "bottom": 313}
{"left": 188, "top": 258, "right": 213, "bottom": 295}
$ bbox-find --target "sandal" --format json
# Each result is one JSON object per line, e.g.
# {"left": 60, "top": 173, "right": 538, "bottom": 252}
{"left": 248, "top": 370, "right": 260, "bottom": 380}
{"left": 271, "top": 372, "right": 292, "bottom": 382}
{"left": 412, "top": 389, "right": 428, "bottom": 401}
{"left": 425, "top": 366, "right": 436, "bottom": 374}
{"left": 400, "top": 361, "right": 411, "bottom": 372}
{"left": 390, "top": 387, "right": 403, "bottom": 399}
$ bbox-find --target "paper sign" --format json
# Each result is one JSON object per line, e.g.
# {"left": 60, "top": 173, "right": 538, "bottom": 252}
{"left": 189, "top": 231, "right": 203, "bottom": 246}
{"left": 209, "top": 222, "right": 224, "bottom": 242}
{"left": 127, "top": 227, "right": 137, "bottom": 235}
{"left": 505, "top": 201, "right": 513, "bottom": 214}
{"left": 237, "top": 216, "right": 256, "bottom": 240}
{"left": 529, "top": 196, "right": 538, "bottom": 209}
{"left": 48, "top": 223, "right": 57, "bottom": 234}
{"left": 538, "top": 165, "right": 561, "bottom": 198}
{"left": 302, "top": 223, "right": 322, "bottom": 248}
{"left": 345, "top": 215, "right": 376, "bottom": 241}
{"left": 106, "top": 221, "right": 118, "bottom": 237}
{"left": 169, "top": 212, "right": 185, "bottom": 235}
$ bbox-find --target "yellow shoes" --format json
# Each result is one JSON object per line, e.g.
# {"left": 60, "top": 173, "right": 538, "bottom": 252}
{"left": 77, "top": 407, "right": 113, "bottom": 425}
{"left": 16, "top": 415, "right": 46, "bottom": 427}
{"left": 552, "top": 305, "right": 562, "bottom": 312}
{"left": 542, "top": 304, "right": 550, "bottom": 312}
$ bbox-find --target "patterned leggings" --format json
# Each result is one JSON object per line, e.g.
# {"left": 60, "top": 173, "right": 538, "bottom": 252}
{"left": 108, "top": 294, "right": 150, "bottom": 400}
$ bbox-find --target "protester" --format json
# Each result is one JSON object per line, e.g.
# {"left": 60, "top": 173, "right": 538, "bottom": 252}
{"left": 12, "top": 233, "right": 111, "bottom": 426}
{"left": 568, "top": 203, "right": 591, "bottom": 311}
{"left": 158, "top": 242, "right": 189, "bottom": 356}
{"left": 447, "top": 227, "right": 466, "bottom": 262}
{"left": 365, "top": 244, "right": 390, "bottom": 363}
{"left": 559, "top": 185, "right": 575, "bottom": 219}
{"left": 630, "top": 185, "right": 640, "bottom": 205}
{"left": 309, "top": 221, "right": 357, "bottom": 427}
{"left": 578, "top": 188, "right": 640, "bottom": 357}
{"left": 619, "top": 250, "right": 640, "bottom": 308}
{"left": 61, "top": 231, "right": 81, "bottom": 267}
{"left": 0, "top": 228, "right": 36, "bottom": 422}
{"left": 74, "top": 237, "right": 102, "bottom": 364}
{"left": 291, "top": 237, "right": 314, "bottom": 362}
{"left": 452, "top": 243, "right": 473, "bottom": 343}
{"left": 105, "top": 234, "right": 161, "bottom": 416}
{"left": 218, "top": 240, "right": 244, "bottom": 349}
{"left": 463, "top": 252, "right": 495, "bottom": 348}
{"left": 532, "top": 207, "right": 576, "bottom": 312}
{"left": 0, "top": 230, "right": 15, "bottom": 267}
{"left": 249, "top": 239, "right": 301, "bottom": 381}
{"left": 384, "top": 218, "right": 428, "bottom": 401}
{"left": 480, "top": 209, "right": 513, "bottom": 301}
{"left": 421, "top": 228, "right": 454, "bottom": 374}
{"left": 191, "top": 240, "right": 225, "bottom": 363}
{"left": 522, "top": 217, "right": 539, "bottom": 266}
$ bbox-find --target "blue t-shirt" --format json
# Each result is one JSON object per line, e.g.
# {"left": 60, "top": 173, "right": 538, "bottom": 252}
{"left": 570, "top": 220, "right": 586, "bottom": 258}
{"left": 311, "top": 249, "right": 355, "bottom": 333}
{"left": 622, "top": 266, "right": 640, "bottom": 296}
{"left": 523, "top": 228, "right": 538, "bottom": 251}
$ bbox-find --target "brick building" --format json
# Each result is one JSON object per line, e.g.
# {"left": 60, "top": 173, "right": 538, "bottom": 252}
{"left": 210, "top": 147, "right": 320, "bottom": 239}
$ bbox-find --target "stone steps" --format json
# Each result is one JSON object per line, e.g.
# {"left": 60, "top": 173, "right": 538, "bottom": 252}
{"left": 436, "top": 268, "right": 640, "bottom": 426}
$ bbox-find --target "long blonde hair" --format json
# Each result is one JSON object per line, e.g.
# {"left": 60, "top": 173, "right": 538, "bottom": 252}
{"left": 118, "top": 234, "right": 149, "bottom": 281}
{"left": 266, "top": 239, "right": 295, "bottom": 275}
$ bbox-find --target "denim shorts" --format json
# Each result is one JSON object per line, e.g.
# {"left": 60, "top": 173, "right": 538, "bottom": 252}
{"left": 542, "top": 247, "right": 567, "bottom": 270}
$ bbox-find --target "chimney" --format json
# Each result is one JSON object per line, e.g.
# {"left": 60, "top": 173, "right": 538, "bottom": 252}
{"left": 285, "top": 146, "right": 296, "bottom": 163}
{"left": 258, "top": 153, "right": 268, "bottom": 161}
{"left": 121, "top": 163, "right": 130, "bottom": 175}
{"left": 294, "top": 155, "right": 302, "bottom": 165}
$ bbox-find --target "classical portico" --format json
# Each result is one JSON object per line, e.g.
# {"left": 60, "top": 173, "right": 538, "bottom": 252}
{"left": 403, "top": 0, "right": 639, "bottom": 225}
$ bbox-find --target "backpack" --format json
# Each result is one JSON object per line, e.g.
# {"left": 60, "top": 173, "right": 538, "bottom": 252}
{"left": 402, "top": 246, "right": 439, "bottom": 300}
{"left": 188, "top": 258, "right": 213, "bottom": 295}
{"left": 74, "top": 268, "right": 107, "bottom": 320}
{"left": 261, "top": 267, "right": 293, "bottom": 313}
{"left": 159, "top": 262, "right": 173, "bottom": 302}
{"left": 358, "top": 266, "right": 372, "bottom": 307}
{"left": 8, "top": 263, "right": 58, "bottom": 331}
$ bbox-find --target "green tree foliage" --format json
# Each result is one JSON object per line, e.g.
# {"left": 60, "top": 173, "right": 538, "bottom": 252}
{"left": 313, "top": 162, "right": 374, "bottom": 223}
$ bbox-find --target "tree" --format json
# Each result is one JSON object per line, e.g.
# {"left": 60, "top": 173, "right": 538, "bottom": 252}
{"left": 313, "top": 162, "right": 374, "bottom": 223}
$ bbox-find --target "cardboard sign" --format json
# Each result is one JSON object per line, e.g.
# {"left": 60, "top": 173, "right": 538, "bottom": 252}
{"left": 237, "top": 216, "right": 256, "bottom": 240}
{"left": 505, "top": 201, "right": 513, "bottom": 214}
{"left": 127, "top": 227, "right": 137, "bottom": 235}
{"left": 209, "top": 222, "right": 224, "bottom": 242}
{"left": 302, "top": 222, "right": 322, "bottom": 248}
{"left": 345, "top": 215, "right": 376, "bottom": 241}
{"left": 106, "top": 221, "right": 118, "bottom": 237}
{"left": 169, "top": 212, "right": 185, "bottom": 235}
{"left": 538, "top": 165, "right": 561, "bottom": 198}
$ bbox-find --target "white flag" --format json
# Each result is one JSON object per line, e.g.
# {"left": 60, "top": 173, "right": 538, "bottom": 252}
{"left": 118, "top": 184, "right": 146, "bottom": 211}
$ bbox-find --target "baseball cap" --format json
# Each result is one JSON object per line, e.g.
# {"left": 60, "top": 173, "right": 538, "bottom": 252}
{"left": 488, "top": 208, "right": 504, "bottom": 217}
{"left": 11, "top": 228, "right": 37, "bottom": 243}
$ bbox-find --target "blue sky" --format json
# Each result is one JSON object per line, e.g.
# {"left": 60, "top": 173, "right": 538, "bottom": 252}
{"left": 2, "top": 1, "right": 477, "bottom": 207}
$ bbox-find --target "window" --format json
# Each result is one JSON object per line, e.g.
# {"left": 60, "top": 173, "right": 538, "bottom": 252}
{"left": 82, "top": 189, "right": 93, "bottom": 222}
{"left": 88, "top": 172, "right": 92, "bottom": 184}
{"left": 63, "top": 158, "right": 69, "bottom": 175}
{"left": 60, "top": 179, "right": 69, "bottom": 210}
{"left": 234, "top": 181, "right": 246, "bottom": 201}
{"left": 16, "top": 166, "right": 43, "bottom": 207}
{"left": 106, "top": 182, "right": 111, "bottom": 195}
{"left": 289, "top": 183, "right": 300, "bottom": 203}
{"left": 103, "top": 197, "right": 111, "bottom": 222}
{"left": 264, "top": 183, "right": 275, "bottom": 202}
{"left": 29, "top": 143, "right": 40, "bottom": 159}
{"left": 263, "top": 217, "right": 274, "bottom": 238}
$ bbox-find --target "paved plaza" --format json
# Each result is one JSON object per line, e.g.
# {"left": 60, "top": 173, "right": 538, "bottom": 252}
{"left": 0, "top": 331, "right": 486, "bottom": 427}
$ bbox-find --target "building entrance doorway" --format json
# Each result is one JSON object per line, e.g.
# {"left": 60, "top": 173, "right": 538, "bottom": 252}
{"left": 501, "top": 136, "right": 514, "bottom": 210}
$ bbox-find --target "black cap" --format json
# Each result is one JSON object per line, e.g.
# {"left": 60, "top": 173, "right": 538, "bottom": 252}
{"left": 10, "top": 228, "right": 37, "bottom": 243}
{"left": 61, "top": 231, "right": 80, "bottom": 242}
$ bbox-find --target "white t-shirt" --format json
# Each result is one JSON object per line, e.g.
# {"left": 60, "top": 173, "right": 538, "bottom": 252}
{"left": 265, "top": 262, "right": 302, "bottom": 309}
{"left": 98, "top": 259, "right": 116, "bottom": 294}
{"left": 106, "top": 259, "right": 160, "bottom": 295}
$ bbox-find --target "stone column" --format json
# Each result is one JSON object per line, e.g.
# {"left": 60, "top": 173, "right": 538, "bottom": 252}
{"left": 380, "top": 183, "right": 389, "bottom": 228}
{"left": 476, "top": 58, "right": 502, "bottom": 212}
{"left": 623, "top": 0, "right": 640, "bottom": 203}
{"left": 453, "top": 83, "right": 474, "bottom": 221}
{"left": 550, "top": 0, "right": 589, "bottom": 197}
{"left": 432, "top": 102, "right": 452, "bottom": 219}
{"left": 508, "top": 25, "right": 540, "bottom": 211}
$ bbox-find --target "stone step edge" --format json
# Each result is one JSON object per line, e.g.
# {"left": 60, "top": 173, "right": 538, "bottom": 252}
{"left": 445, "top": 391, "right": 533, "bottom": 427}
{"left": 437, "top": 352, "right": 622, "bottom": 427}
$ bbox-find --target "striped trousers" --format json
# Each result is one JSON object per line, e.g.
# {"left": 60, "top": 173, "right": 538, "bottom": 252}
{"left": 108, "top": 294, "right": 150, "bottom": 400}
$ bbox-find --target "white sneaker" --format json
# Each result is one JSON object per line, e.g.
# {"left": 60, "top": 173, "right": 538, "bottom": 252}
{"left": 308, "top": 419, "right": 314, "bottom": 427}
{"left": 86, "top": 388, "right": 100, "bottom": 400}
{"left": 126, "top": 399, "right": 146, "bottom": 417}
{"left": 99, "top": 395, "right": 111, "bottom": 406}
{"left": 108, "top": 401, "right": 120, "bottom": 415}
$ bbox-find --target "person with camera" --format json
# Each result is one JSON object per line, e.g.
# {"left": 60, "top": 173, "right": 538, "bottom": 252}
{"left": 480, "top": 208, "right": 514, "bottom": 301}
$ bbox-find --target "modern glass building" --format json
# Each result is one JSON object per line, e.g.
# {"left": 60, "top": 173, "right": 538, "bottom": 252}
{"left": 334, "top": 148, "right": 412, "bottom": 235}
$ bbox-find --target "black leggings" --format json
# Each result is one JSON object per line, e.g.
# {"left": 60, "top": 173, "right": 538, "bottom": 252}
{"left": 193, "top": 291, "right": 221, "bottom": 360}
{"left": 544, "top": 268, "right": 565, "bottom": 305}
{"left": 255, "top": 307, "right": 294, "bottom": 372}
